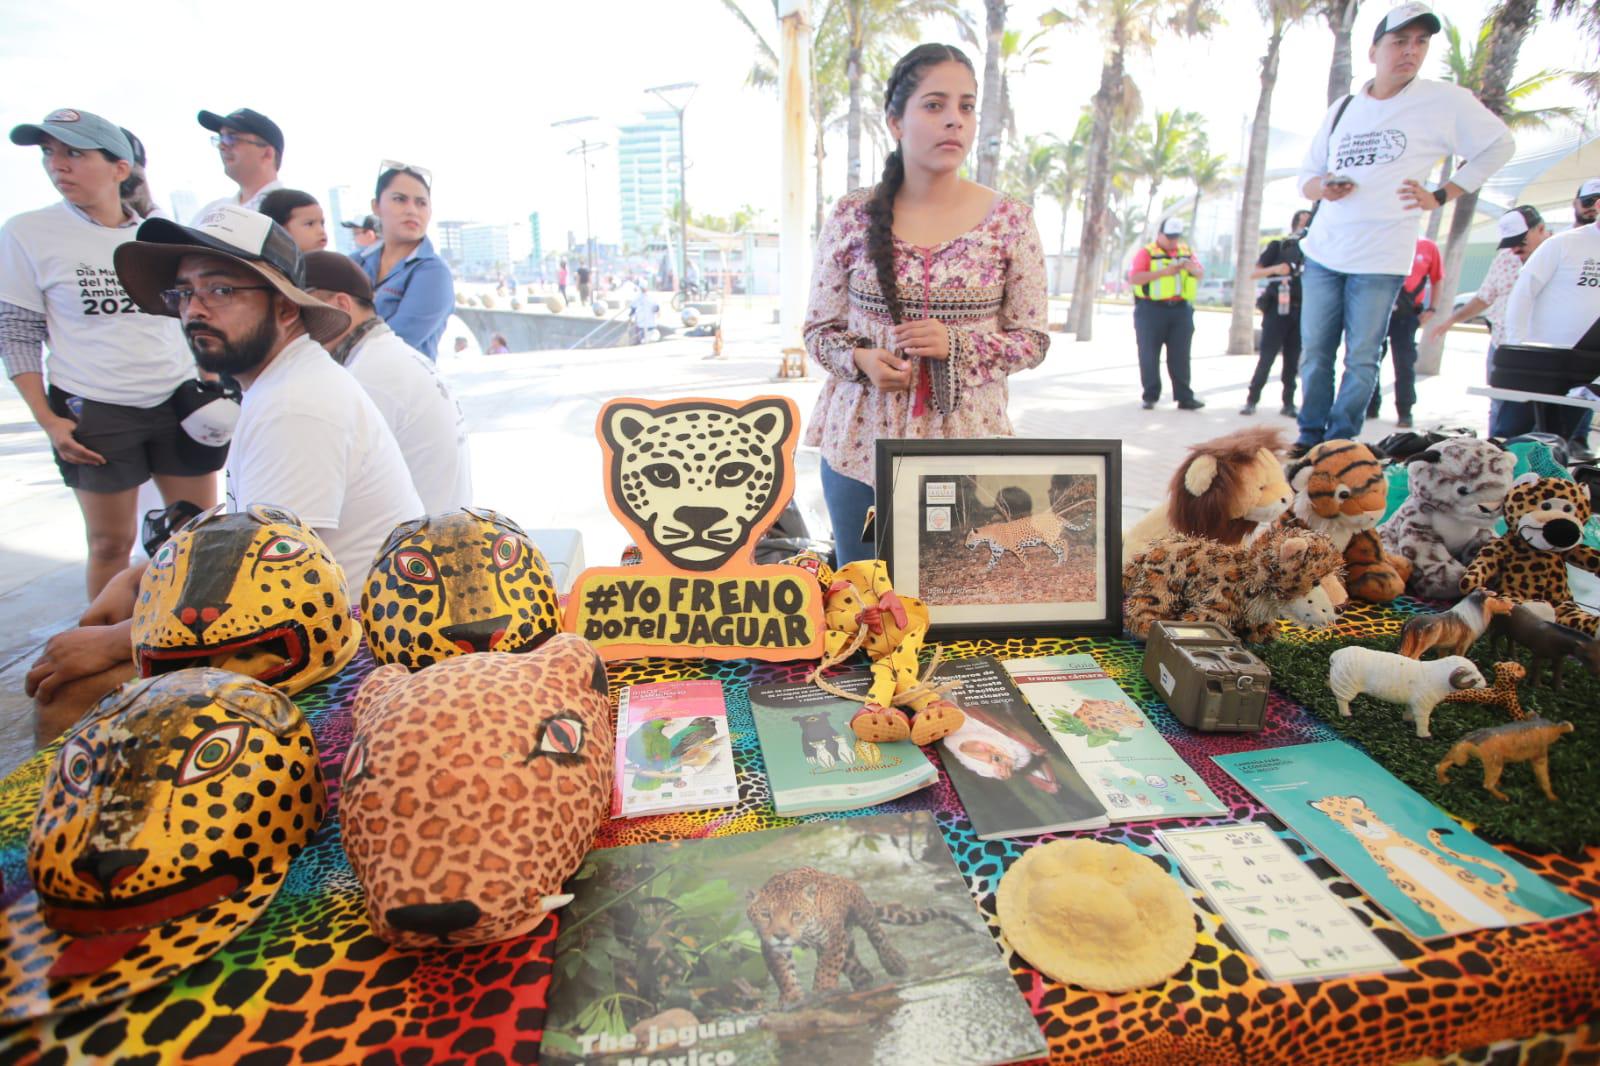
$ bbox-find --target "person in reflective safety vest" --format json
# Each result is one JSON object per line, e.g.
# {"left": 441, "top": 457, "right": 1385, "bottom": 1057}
{"left": 1129, "top": 217, "right": 1204, "bottom": 410}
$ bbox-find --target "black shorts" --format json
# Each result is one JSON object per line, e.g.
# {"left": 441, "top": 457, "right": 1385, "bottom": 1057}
{"left": 47, "top": 385, "right": 228, "bottom": 494}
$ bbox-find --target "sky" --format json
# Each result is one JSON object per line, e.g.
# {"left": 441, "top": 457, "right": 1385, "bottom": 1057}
{"left": 1, "top": 0, "right": 1594, "bottom": 252}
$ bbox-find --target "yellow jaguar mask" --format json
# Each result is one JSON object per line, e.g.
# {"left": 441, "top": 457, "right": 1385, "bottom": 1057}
{"left": 132, "top": 504, "right": 358, "bottom": 695}
{"left": 0, "top": 668, "right": 325, "bottom": 1022}
{"left": 361, "top": 508, "right": 562, "bottom": 670}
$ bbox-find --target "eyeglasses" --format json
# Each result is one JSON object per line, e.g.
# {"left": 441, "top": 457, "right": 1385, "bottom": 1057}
{"left": 379, "top": 159, "right": 433, "bottom": 186}
{"left": 1581, "top": 195, "right": 1600, "bottom": 209}
{"left": 159, "top": 284, "right": 274, "bottom": 313}
{"left": 210, "top": 133, "right": 269, "bottom": 150}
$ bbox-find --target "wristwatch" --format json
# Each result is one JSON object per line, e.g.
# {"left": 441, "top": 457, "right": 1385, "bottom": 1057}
{"left": 1431, "top": 187, "right": 1449, "bottom": 208}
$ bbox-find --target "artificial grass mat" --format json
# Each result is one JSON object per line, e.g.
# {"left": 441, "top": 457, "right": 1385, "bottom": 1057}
{"left": 1256, "top": 632, "right": 1599, "bottom": 855}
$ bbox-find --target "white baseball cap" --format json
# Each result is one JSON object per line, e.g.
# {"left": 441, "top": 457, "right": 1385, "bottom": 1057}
{"left": 1373, "top": 2, "right": 1442, "bottom": 43}
{"left": 1579, "top": 178, "right": 1600, "bottom": 200}
{"left": 1160, "top": 218, "right": 1185, "bottom": 237}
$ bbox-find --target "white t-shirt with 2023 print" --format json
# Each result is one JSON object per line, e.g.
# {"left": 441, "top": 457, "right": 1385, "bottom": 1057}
{"left": 0, "top": 202, "right": 193, "bottom": 407}
{"left": 1298, "top": 77, "right": 1514, "bottom": 277}
{"left": 1501, "top": 222, "right": 1600, "bottom": 349}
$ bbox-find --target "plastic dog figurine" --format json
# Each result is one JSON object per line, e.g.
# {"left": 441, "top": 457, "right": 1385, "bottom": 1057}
{"left": 1436, "top": 717, "right": 1574, "bottom": 802}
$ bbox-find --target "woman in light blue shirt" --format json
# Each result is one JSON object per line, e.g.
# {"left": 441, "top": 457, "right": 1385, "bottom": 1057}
{"left": 355, "top": 162, "right": 453, "bottom": 359}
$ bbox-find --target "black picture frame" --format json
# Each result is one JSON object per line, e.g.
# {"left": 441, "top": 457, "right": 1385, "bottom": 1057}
{"left": 874, "top": 438, "right": 1122, "bottom": 639}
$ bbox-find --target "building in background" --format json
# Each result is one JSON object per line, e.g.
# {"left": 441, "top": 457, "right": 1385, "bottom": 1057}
{"left": 328, "top": 185, "right": 355, "bottom": 254}
{"left": 459, "top": 222, "right": 533, "bottom": 279}
{"left": 526, "top": 212, "right": 543, "bottom": 279}
{"left": 617, "top": 111, "right": 680, "bottom": 251}
{"left": 435, "top": 221, "right": 469, "bottom": 271}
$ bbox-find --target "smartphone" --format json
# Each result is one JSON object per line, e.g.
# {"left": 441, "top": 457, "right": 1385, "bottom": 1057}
{"left": 1325, "top": 174, "right": 1356, "bottom": 189}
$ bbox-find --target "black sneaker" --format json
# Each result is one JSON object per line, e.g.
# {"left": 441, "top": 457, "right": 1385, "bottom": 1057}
{"left": 1280, "top": 403, "right": 1298, "bottom": 418}
{"left": 1240, "top": 401, "right": 1258, "bottom": 415}
{"left": 1177, "top": 398, "right": 1206, "bottom": 411}
{"left": 1141, "top": 400, "right": 1156, "bottom": 410}
{"left": 1396, "top": 413, "right": 1414, "bottom": 428}
{"left": 1287, "top": 442, "right": 1315, "bottom": 460}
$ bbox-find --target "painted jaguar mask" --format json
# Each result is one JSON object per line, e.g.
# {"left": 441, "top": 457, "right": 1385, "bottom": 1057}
{"left": 0, "top": 668, "right": 325, "bottom": 1021}
{"left": 341, "top": 635, "right": 612, "bottom": 948}
{"left": 361, "top": 508, "right": 562, "bottom": 670}
{"left": 132, "top": 504, "right": 357, "bottom": 695}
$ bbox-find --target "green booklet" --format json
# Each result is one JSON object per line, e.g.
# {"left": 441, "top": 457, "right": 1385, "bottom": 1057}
{"left": 933, "top": 656, "right": 1109, "bottom": 839}
{"left": 542, "top": 811, "right": 1047, "bottom": 1065}
{"left": 1004, "top": 653, "right": 1226, "bottom": 821}
{"left": 1214, "top": 741, "right": 1590, "bottom": 941}
{"left": 748, "top": 675, "right": 936, "bottom": 817}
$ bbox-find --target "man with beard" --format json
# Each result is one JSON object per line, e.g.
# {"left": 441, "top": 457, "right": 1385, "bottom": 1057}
{"left": 24, "top": 207, "right": 421, "bottom": 731}
{"left": 1574, "top": 178, "right": 1599, "bottom": 231}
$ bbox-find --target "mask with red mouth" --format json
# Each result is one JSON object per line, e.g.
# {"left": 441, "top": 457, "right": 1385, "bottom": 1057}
{"left": 0, "top": 668, "right": 324, "bottom": 1021}
{"left": 132, "top": 503, "right": 358, "bottom": 694}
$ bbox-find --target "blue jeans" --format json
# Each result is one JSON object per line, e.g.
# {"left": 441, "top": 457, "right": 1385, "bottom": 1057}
{"left": 1296, "top": 258, "right": 1405, "bottom": 445}
{"left": 821, "top": 457, "right": 877, "bottom": 567}
{"left": 1486, "top": 343, "right": 1536, "bottom": 438}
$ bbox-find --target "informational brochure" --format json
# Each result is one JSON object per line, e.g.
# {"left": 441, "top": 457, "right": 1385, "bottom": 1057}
{"left": 1214, "top": 742, "right": 1590, "bottom": 941}
{"left": 933, "top": 656, "right": 1108, "bottom": 838}
{"left": 1159, "top": 823, "right": 1403, "bottom": 982}
{"left": 613, "top": 679, "right": 737, "bottom": 817}
{"left": 748, "top": 675, "right": 937, "bottom": 817}
{"left": 1004, "top": 654, "right": 1226, "bottom": 821}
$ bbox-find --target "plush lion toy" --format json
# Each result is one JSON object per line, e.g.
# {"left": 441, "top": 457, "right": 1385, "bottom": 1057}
{"left": 1461, "top": 474, "right": 1600, "bottom": 634}
{"left": 784, "top": 553, "right": 964, "bottom": 746}
{"left": 1122, "top": 427, "right": 1292, "bottom": 565}
{"left": 1276, "top": 440, "right": 1411, "bottom": 603}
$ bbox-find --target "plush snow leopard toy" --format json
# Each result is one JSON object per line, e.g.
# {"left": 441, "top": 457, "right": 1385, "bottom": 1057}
{"left": 1379, "top": 439, "right": 1516, "bottom": 600}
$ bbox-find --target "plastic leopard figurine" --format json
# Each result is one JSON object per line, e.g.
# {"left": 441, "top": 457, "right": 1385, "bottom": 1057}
{"left": 1380, "top": 439, "right": 1516, "bottom": 599}
{"left": 1123, "top": 525, "right": 1344, "bottom": 642}
{"left": 1460, "top": 475, "right": 1600, "bottom": 634}
{"left": 746, "top": 867, "right": 969, "bottom": 1007}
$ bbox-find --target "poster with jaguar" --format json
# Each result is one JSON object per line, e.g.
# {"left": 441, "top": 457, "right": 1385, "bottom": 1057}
{"left": 875, "top": 439, "right": 1121, "bottom": 638}
{"left": 565, "top": 396, "right": 825, "bottom": 662}
{"left": 541, "top": 811, "right": 1046, "bottom": 1065}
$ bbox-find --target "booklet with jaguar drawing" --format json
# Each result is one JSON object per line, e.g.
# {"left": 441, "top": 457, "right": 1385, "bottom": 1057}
{"left": 932, "top": 656, "right": 1108, "bottom": 838}
{"left": 748, "top": 675, "right": 936, "bottom": 817}
{"left": 613, "top": 679, "right": 738, "bottom": 818}
{"left": 1214, "top": 742, "right": 1589, "bottom": 940}
{"left": 1004, "top": 653, "right": 1226, "bottom": 822}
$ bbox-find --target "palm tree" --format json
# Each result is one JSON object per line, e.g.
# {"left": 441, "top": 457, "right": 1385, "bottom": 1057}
{"left": 1044, "top": 0, "right": 1221, "bottom": 342}
{"left": 1551, "top": 0, "right": 1600, "bottom": 100}
{"left": 1425, "top": 15, "right": 1578, "bottom": 239}
{"left": 1131, "top": 109, "right": 1200, "bottom": 238}
{"left": 1228, "top": 0, "right": 1316, "bottom": 355}
{"left": 1321, "top": 0, "right": 1361, "bottom": 103}
{"left": 1418, "top": 0, "right": 1550, "bottom": 374}
{"left": 1000, "top": 135, "right": 1062, "bottom": 207}
{"left": 975, "top": 0, "right": 1008, "bottom": 186}
{"left": 1179, "top": 135, "right": 1232, "bottom": 237}
{"left": 999, "top": 26, "right": 1053, "bottom": 148}
{"left": 1045, "top": 111, "right": 1093, "bottom": 294}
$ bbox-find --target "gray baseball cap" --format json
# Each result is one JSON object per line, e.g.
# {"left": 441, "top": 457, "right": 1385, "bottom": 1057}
{"left": 10, "top": 108, "right": 134, "bottom": 162}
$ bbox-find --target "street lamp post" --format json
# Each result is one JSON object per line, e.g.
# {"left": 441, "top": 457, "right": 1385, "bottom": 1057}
{"left": 645, "top": 82, "right": 697, "bottom": 291}
{"left": 552, "top": 116, "right": 607, "bottom": 280}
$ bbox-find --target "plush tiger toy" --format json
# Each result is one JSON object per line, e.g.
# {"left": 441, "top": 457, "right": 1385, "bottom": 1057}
{"left": 1276, "top": 440, "right": 1410, "bottom": 603}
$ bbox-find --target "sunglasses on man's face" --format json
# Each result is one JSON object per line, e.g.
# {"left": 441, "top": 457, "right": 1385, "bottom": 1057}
{"left": 379, "top": 159, "right": 432, "bottom": 187}
{"left": 1581, "top": 194, "right": 1600, "bottom": 209}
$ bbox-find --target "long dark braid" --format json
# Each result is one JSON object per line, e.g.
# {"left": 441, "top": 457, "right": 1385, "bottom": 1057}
{"left": 864, "top": 44, "right": 975, "bottom": 327}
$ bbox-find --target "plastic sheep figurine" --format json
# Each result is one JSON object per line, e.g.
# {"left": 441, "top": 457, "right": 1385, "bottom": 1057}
{"left": 1326, "top": 647, "right": 1486, "bottom": 738}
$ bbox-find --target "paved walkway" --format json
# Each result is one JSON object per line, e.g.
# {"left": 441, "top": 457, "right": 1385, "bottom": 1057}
{"left": 0, "top": 297, "right": 1503, "bottom": 774}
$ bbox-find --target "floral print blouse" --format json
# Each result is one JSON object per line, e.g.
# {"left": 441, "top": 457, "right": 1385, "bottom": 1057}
{"left": 802, "top": 188, "right": 1050, "bottom": 484}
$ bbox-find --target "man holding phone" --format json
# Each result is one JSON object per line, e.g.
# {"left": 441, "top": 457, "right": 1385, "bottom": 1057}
{"left": 1292, "top": 2, "right": 1514, "bottom": 453}
{"left": 1129, "top": 217, "right": 1205, "bottom": 411}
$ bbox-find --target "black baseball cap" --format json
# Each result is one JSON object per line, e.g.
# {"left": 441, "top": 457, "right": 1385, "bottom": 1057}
{"left": 1373, "top": 2, "right": 1442, "bottom": 43}
{"left": 197, "top": 108, "right": 284, "bottom": 159}
{"left": 340, "top": 214, "right": 379, "bottom": 233}
{"left": 118, "top": 127, "right": 147, "bottom": 169}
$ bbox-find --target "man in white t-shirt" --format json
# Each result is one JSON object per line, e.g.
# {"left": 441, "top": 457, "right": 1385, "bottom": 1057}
{"left": 193, "top": 108, "right": 284, "bottom": 220}
{"left": 303, "top": 250, "right": 474, "bottom": 514}
{"left": 113, "top": 204, "right": 423, "bottom": 574}
{"left": 1572, "top": 177, "right": 1599, "bottom": 230}
{"left": 1292, "top": 2, "right": 1514, "bottom": 454}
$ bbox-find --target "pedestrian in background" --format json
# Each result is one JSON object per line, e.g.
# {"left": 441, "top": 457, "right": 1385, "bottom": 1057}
{"left": 1242, "top": 208, "right": 1311, "bottom": 417}
{"left": 1292, "top": 2, "right": 1513, "bottom": 454}
{"left": 355, "top": 161, "right": 453, "bottom": 360}
{"left": 1129, "top": 218, "right": 1205, "bottom": 411}
{"left": 1368, "top": 235, "right": 1441, "bottom": 427}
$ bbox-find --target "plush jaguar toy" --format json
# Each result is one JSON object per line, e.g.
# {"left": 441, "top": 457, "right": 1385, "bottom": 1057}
{"left": 1379, "top": 439, "right": 1516, "bottom": 600}
{"left": 784, "top": 553, "right": 964, "bottom": 747}
{"left": 361, "top": 508, "right": 562, "bottom": 669}
{"left": 1460, "top": 474, "right": 1600, "bottom": 634}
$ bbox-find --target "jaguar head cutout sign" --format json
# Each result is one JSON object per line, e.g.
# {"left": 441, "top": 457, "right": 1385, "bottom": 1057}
{"left": 565, "top": 396, "right": 824, "bottom": 662}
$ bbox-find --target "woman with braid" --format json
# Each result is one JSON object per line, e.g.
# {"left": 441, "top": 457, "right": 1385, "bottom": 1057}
{"left": 802, "top": 43, "right": 1049, "bottom": 566}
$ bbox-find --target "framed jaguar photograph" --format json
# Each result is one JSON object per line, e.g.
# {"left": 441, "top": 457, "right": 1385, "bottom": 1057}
{"left": 874, "top": 439, "right": 1121, "bottom": 639}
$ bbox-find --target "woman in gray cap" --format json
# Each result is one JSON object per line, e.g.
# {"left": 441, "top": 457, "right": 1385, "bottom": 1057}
{"left": 0, "top": 108, "right": 221, "bottom": 600}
